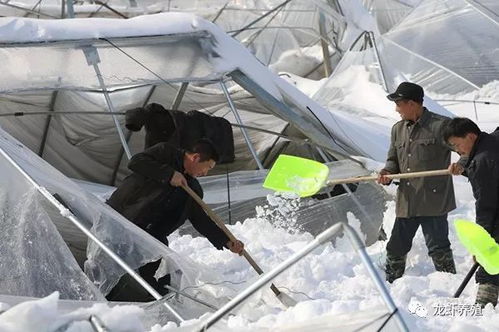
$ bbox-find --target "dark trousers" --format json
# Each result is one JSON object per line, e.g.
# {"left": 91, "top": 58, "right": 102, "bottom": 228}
{"left": 476, "top": 267, "right": 499, "bottom": 286}
{"left": 386, "top": 215, "right": 451, "bottom": 257}
{"left": 138, "top": 259, "right": 171, "bottom": 295}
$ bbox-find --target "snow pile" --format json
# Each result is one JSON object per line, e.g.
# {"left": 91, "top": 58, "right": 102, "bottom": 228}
{"left": 2, "top": 181, "right": 498, "bottom": 331}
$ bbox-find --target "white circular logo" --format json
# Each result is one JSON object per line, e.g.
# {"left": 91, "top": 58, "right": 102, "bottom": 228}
{"left": 408, "top": 300, "right": 427, "bottom": 318}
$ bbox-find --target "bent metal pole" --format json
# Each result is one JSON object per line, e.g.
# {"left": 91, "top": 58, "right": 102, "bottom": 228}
{"left": 198, "top": 223, "right": 343, "bottom": 331}
{"left": 82, "top": 46, "right": 132, "bottom": 160}
{"left": 199, "top": 222, "right": 409, "bottom": 332}
{"left": 0, "top": 146, "right": 184, "bottom": 323}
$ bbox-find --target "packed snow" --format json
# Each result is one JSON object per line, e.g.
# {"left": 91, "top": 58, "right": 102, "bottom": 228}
{"left": 1, "top": 170, "right": 499, "bottom": 331}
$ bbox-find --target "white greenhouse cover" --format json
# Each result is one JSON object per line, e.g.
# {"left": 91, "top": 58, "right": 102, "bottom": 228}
{"left": 0, "top": 12, "right": 398, "bottom": 187}
{"left": 382, "top": 0, "right": 499, "bottom": 94}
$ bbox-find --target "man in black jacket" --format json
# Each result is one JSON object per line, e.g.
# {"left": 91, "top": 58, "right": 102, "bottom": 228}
{"left": 445, "top": 118, "right": 499, "bottom": 307}
{"left": 107, "top": 139, "right": 244, "bottom": 297}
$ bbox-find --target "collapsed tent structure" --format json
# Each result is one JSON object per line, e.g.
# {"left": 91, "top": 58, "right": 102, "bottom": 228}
{"left": 0, "top": 11, "right": 408, "bottom": 331}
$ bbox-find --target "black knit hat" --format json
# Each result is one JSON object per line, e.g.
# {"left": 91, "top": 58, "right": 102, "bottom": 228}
{"left": 387, "top": 82, "right": 424, "bottom": 103}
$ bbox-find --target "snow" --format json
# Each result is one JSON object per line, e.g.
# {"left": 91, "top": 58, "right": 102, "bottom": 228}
{"left": 2, "top": 172, "right": 498, "bottom": 331}
{"left": 1, "top": 4, "right": 499, "bottom": 332}
{"left": 0, "top": 13, "right": 282, "bottom": 99}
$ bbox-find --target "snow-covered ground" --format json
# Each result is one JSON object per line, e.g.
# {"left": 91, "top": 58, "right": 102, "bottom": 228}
{"left": 1, "top": 172, "right": 498, "bottom": 331}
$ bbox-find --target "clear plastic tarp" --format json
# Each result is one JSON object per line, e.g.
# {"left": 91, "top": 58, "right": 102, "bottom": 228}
{"left": 183, "top": 160, "right": 389, "bottom": 247}
{"left": 362, "top": 0, "right": 421, "bottom": 34}
{"left": 0, "top": 125, "right": 228, "bottom": 299}
{"left": 0, "top": 1, "right": 357, "bottom": 79}
{"left": 0, "top": 33, "right": 218, "bottom": 93}
{"left": 382, "top": 0, "right": 499, "bottom": 95}
{"left": 0, "top": 85, "right": 287, "bottom": 185}
{"left": 0, "top": 13, "right": 383, "bottom": 184}
{"left": 0, "top": 167, "right": 103, "bottom": 300}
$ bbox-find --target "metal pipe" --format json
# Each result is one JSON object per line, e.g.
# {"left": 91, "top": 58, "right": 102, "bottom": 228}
{"left": 199, "top": 223, "right": 343, "bottom": 331}
{"left": 81, "top": 46, "right": 130, "bottom": 160}
{"left": 164, "top": 285, "right": 219, "bottom": 311}
{"left": 94, "top": 1, "right": 128, "bottom": 19}
{"left": 383, "top": 38, "right": 480, "bottom": 90}
{"left": 231, "top": 0, "right": 293, "bottom": 38}
{"left": 111, "top": 85, "right": 157, "bottom": 186}
{"left": 38, "top": 91, "right": 59, "bottom": 157}
{"left": 89, "top": 315, "right": 109, "bottom": 332}
{"left": 463, "top": 0, "right": 499, "bottom": 28}
{"left": 229, "top": 70, "right": 355, "bottom": 163}
{"left": 171, "top": 82, "right": 189, "bottom": 110}
{"left": 0, "top": 1, "right": 58, "bottom": 18}
{"left": 66, "top": 0, "right": 75, "bottom": 18}
{"left": 89, "top": 61, "right": 132, "bottom": 159}
{"left": 61, "top": 0, "right": 65, "bottom": 18}
{"left": 343, "top": 224, "right": 409, "bottom": 332}
{"left": 319, "top": 12, "right": 332, "bottom": 77}
{"left": 219, "top": 80, "right": 264, "bottom": 170}
{"left": 369, "top": 31, "right": 388, "bottom": 92}
{"left": 0, "top": 144, "right": 184, "bottom": 322}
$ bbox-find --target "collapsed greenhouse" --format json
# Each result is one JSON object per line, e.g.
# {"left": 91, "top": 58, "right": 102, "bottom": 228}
{"left": 0, "top": 0, "right": 498, "bottom": 331}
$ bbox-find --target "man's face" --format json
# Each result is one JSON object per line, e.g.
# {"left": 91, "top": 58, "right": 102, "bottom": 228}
{"left": 185, "top": 154, "right": 216, "bottom": 177}
{"left": 394, "top": 99, "right": 416, "bottom": 121}
{"left": 447, "top": 133, "right": 476, "bottom": 156}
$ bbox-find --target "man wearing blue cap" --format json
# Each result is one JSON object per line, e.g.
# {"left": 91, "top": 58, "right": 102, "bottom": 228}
{"left": 377, "top": 82, "right": 457, "bottom": 283}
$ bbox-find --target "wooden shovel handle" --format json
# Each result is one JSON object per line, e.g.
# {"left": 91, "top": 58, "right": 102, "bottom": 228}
{"left": 326, "top": 169, "right": 450, "bottom": 186}
{"left": 181, "top": 184, "right": 282, "bottom": 297}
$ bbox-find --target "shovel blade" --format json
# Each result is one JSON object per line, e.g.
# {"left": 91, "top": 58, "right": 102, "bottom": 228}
{"left": 455, "top": 219, "right": 499, "bottom": 275}
{"left": 263, "top": 155, "right": 329, "bottom": 197}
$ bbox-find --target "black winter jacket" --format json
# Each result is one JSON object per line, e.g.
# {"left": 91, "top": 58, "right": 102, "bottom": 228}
{"left": 125, "top": 103, "right": 235, "bottom": 163}
{"left": 465, "top": 129, "right": 499, "bottom": 240}
{"left": 107, "top": 142, "right": 229, "bottom": 249}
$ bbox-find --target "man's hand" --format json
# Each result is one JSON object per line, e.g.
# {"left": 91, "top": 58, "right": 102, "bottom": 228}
{"left": 377, "top": 169, "right": 392, "bottom": 185}
{"left": 227, "top": 239, "right": 244, "bottom": 256}
{"left": 448, "top": 163, "right": 464, "bottom": 175}
{"left": 170, "top": 171, "right": 187, "bottom": 187}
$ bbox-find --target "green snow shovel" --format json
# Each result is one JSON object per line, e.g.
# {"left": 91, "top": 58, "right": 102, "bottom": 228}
{"left": 263, "top": 154, "right": 451, "bottom": 197}
{"left": 454, "top": 219, "right": 499, "bottom": 275}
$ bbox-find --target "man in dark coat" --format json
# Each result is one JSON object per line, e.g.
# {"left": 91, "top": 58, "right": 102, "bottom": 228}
{"left": 107, "top": 139, "right": 244, "bottom": 297}
{"left": 445, "top": 118, "right": 499, "bottom": 307}
{"left": 377, "top": 82, "right": 457, "bottom": 283}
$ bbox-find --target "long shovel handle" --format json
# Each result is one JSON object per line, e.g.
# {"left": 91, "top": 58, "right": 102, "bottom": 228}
{"left": 181, "top": 184, "right": 282, "bottom": 297}
{"left": 326, "top": 169, "right": 451, "bottom": 186}
{"left": 454, "top": 262, "right": 480, "bottom": 298}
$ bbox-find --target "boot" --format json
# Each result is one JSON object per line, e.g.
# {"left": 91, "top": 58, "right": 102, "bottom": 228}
{"left": 430, "top": 249, "right": 456, "bottom": 274}
{"left": 476, "top": 283, "right": 499, "bottom": 308}
{"left": 385, "top": 254, "right": 406, "bottom": 283}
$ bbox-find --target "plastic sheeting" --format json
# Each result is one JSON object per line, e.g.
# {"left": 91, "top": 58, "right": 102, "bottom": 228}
{"left": 362, "top": 0, "right": 421, "bottom": 34}
{"left": 0, "top": 1, "right": 355, "bottom": 79}
{"left": 0, "top": 125, "right": 228, "bottom": 299}
{"left": 382, "top": 0, "right": 499, "bottom": 94}
{"left": 0, "top": 139, "right": 103, "bottom": 300}
{"left": 182, "top": 160, "right": 389, "bottom": 247}
{"left": 0, "top": 33, "right": 217, "bottom": 93}
{"left": 0, "top": 87, "right": 286, "bottom": 185}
